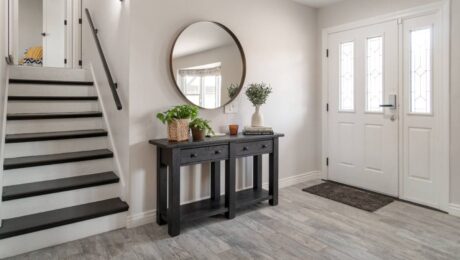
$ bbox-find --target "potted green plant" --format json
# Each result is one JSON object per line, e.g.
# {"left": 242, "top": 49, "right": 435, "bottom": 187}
{"left": 156, "top": 105, "right": 199, "bottom": 141}
{"left": 245, "top": 83, "right": 272, "bottom": 127}
{"left": 189, "top": 118, "right": 215, "bottom": 141}
{"left": 227, "top": 83, "right": 240, "bottom": 100}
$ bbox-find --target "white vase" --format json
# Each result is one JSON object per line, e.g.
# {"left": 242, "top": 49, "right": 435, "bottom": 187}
{"left": 251, "top": 105, "right": 264, "bottom": 127}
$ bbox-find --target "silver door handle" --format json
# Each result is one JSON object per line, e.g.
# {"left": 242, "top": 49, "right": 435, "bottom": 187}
{"left": 380, "top": 94, "right": 397, "bottom": 110}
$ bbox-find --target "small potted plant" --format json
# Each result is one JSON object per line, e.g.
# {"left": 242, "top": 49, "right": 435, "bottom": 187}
{"left": 227, "top": 83, "right": 240, "bottom": 100}
{"left": 245, "top": 83, "right": 272, "bottom": 127}
{"left": 156, "top": 105, "right": 199, "bottom": 142}
{"left": 189, "top": 118, "right": 215, "bottom": 141}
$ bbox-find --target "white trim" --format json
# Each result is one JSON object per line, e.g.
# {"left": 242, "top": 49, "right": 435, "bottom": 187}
{"left": 263, "top": 171, "right": 323, "bottom": 190}
{"left": 126, "top": 171, "right": 323, "bottom": 228}
{"left": 321, "top": 1, "right": 450, "bottom": 210}
{"left": 449, "top": 203, "right": 460, "bottom": 218}
{"left": 0, "top": 66, "right": 10, "bottom": 227}
{"left": 127, "top": 209, "right": 156, "bottom": 229}
{"left": 88, "top": 64, "right": 127, "bottom": 201}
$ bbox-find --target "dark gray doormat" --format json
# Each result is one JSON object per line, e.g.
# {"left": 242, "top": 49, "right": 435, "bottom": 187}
{"left": 303, "top": 181, "right": 395, "bottom": 212}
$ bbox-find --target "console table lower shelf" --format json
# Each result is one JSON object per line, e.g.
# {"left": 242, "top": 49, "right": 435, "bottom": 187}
{"left": 158, "top": 188, "right": 272, "bottom": 223}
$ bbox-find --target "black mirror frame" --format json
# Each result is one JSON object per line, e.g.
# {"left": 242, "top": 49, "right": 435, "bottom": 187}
{"left": 170, "top": 21, "right": 247, "bottom": 110}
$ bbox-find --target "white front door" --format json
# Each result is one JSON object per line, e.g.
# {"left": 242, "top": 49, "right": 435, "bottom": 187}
{"left": 401, "top": 13, "right": 445, "bottom": 209}
{"left": 327, "top": 10, "right": 448, "bottom": 209}
{"left": 43, "top": 0, "right": 66, "bottom": 67}
{"left": 327, "top": 20, "right": 399, "bottom": 196}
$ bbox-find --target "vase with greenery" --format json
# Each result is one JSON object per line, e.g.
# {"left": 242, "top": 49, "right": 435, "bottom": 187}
{"left": 189, "top": 118, "right": 215, "bottom": 141}
{"left": 245, "top": 83, "right": 272, "bottom": 127}
{"left": 156, "top": 105, "right": 199, "bottom": 141}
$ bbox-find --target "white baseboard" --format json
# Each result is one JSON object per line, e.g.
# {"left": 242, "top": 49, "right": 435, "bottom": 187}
{"left": 449, "top": 203, "right": 460, "bottom": 217}
{"left": 127, "top": 209, "right": 156, "bottom": 228}
{"left": 126, "top": 171, "right": 322, "bottom": 228}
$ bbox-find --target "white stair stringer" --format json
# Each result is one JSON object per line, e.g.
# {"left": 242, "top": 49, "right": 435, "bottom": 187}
{"left": 0, "top": 212, "right": 127, "bottom": 259}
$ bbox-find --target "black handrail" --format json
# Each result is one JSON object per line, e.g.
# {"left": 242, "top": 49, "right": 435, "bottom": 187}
{"left": 85, "top": 9, "right": 122, "bottom": 110}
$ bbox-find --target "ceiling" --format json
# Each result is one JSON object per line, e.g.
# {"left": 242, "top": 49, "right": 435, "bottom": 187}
{"left": 291, "top": 0, "right": 344, "bottom": 8}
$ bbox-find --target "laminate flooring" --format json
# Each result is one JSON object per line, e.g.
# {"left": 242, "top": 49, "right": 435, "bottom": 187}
{"left": 8, "top": 180, "right": 460, "bottom": 260}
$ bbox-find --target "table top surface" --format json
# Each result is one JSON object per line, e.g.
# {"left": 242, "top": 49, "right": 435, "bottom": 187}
{"left": 150, "top": 133, "right": 284, "bottom": 149}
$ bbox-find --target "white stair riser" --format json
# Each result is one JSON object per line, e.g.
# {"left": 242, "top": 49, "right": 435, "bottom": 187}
{"left": 3, "top": 158, "right": 114, "bottom": 186}
{"left": 0, "top": 212, "right": 127, "bottom": 259}
{"left": 6, "top": 118, "right": 104, "bottom": 134}
{"left": 10, "top": 66, "right": 90, "bottom": 81}
{"left": 9, "top": 84, "right": 95, "bottom": 96}
{"left": 8, "top": 101, "right": 100, "bottom": 113}
{"left": 1, "top": 183, "right": 120, "bottom": 219}
{"left": 5, "top": 137, "right": 109, "bottom": 158}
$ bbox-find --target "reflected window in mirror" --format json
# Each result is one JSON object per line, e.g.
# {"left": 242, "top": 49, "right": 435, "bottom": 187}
{"left": 171, "top": 21, "right": 246, "bottom": 109}
{"left": 178, "top": 63, "right": 222, "bottom": 109}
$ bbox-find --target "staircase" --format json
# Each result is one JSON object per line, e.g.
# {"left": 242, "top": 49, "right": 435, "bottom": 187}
{"left": 0, "top": 67, "right": 129, "bottom": 258}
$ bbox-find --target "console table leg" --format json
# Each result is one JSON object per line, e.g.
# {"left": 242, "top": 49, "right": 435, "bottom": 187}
{"left": 269, "top": 138, "right": 279, "bottom": 206}
{"left": 168, "top": 149, "right": 181, "bottom": 236}
{"left": 225, "top": 158, "right": 236, "bottom": 219}
{"left": 156, "top": 148, "right": 167, "bottom": 225}
{"left": 253, "top": 155, "right": 262, "bottom": 190}
{"left": 211, "top": 161, "right": 221, "bottom": 203}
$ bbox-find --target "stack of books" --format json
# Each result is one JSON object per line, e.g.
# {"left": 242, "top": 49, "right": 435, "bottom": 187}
{"left": 243, "top": 126, "right": 274, "bottom": 135}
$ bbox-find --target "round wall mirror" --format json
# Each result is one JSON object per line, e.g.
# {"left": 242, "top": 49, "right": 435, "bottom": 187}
{"left": 170, "top": 21, "right": 246, "bottom": 109}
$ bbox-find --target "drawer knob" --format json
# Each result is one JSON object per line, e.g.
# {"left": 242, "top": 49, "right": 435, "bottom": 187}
{"left": 190, "top": 153, "right": 198, "bottom": 158}
{"left": 243, "top": 147, "right": 249, "bottom": 151}
{"left": 262, "top": 144, "right": 268, "bottom": 148}
{"left": 214, "top": 150, "right": 221, "bottom": 155}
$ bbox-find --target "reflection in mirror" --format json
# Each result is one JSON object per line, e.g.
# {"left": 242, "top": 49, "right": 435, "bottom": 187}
{"left": 171, "top": 22, "right": 245, "bottom": 109}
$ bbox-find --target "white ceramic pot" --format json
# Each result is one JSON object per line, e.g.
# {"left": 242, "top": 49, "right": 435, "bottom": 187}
{"left": 251, "top": 105, "right": 264, "bottom": 127}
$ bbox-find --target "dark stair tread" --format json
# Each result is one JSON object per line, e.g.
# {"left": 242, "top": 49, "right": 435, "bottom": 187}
{"left": 9, "top": 79, "right": 94, "bottom": 86}
{"left": 7, "top": 111, "right": 103, "bottom": 120}
{"left": 6, "top": 129, "right": 108, "bottom": 143}
{"left": 8, "top": 96, "right": 98, "bottom": 101}
{"left": 0, "top": 198, "right": 128, "bottom": 240}
{"left": 2, "top": 172, "right": 119, "bottom": 201}
{"left": 4, "top": 149, "right": 114, "bottom": 170}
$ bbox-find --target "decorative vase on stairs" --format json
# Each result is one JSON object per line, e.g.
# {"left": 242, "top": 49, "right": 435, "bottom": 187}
{"left": 251, "top": 105, "right": 264, "bottom": 127}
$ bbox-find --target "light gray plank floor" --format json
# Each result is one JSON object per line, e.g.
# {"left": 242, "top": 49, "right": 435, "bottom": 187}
{"left": 7, "top": 180, "right": 460, "bottom": 260}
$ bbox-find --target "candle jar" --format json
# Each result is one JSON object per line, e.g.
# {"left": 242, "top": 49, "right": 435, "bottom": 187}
{"left": 229, "top": 124, "right": 239, "bottom": 136}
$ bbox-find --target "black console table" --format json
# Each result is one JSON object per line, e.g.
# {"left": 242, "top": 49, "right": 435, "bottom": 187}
{"left": 149, "top": 134, "right": 284, "bottom": 236}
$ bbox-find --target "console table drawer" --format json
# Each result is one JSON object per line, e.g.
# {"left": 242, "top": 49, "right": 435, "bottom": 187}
{"left": 181, "top": 145, "right": 228, "bottom": 164}
{"left": 234, "top": 140, "right": 273, "bottom": 157}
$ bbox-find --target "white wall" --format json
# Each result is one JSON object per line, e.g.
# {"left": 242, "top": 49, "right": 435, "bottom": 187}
{"left": 0, "top": 0, "right": 8, "bottom": 225}
{"left": 18, "top": 0, "right": 42, "bottom": 56}
{"left": 81, "top": 0, "right": 130, "bottom": 196}
{"left": 129, "top": 0, "right": 319, "bottom": 216}
{"left": 318, "top": 0, "right": 460, "bottom": 204}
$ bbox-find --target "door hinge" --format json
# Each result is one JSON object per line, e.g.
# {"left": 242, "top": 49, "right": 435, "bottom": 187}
{"left": 64, "top": 59, "right": 67, "bottom": 64}
{"left": 79, "top": 60, "right": 82, "bottom": 66}
{"left": 326, "top": 157, "right": 329, "bottom": 166}
{"left": 64, "top": 20, "right": 67, "bottom": 26}
{"left": 326, "top": 103, "right": 329, "bottom": 112}
{"left": 326, "top": 49, "right": 329, "bottom": 58}
{"left": 79, "top": 18, "right": 82, "bottom": 24}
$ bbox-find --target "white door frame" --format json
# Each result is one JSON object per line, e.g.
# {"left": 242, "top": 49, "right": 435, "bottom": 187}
{"left": 7, "top": 0, "right": 82, "bottom": 68}
{"left": 321, "top": 0, "right": 450, "bottom": 212}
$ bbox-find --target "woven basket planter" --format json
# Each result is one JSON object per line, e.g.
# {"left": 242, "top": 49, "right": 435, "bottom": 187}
{"left": 168, "top": 119, "right": 190, "bottom": 142}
